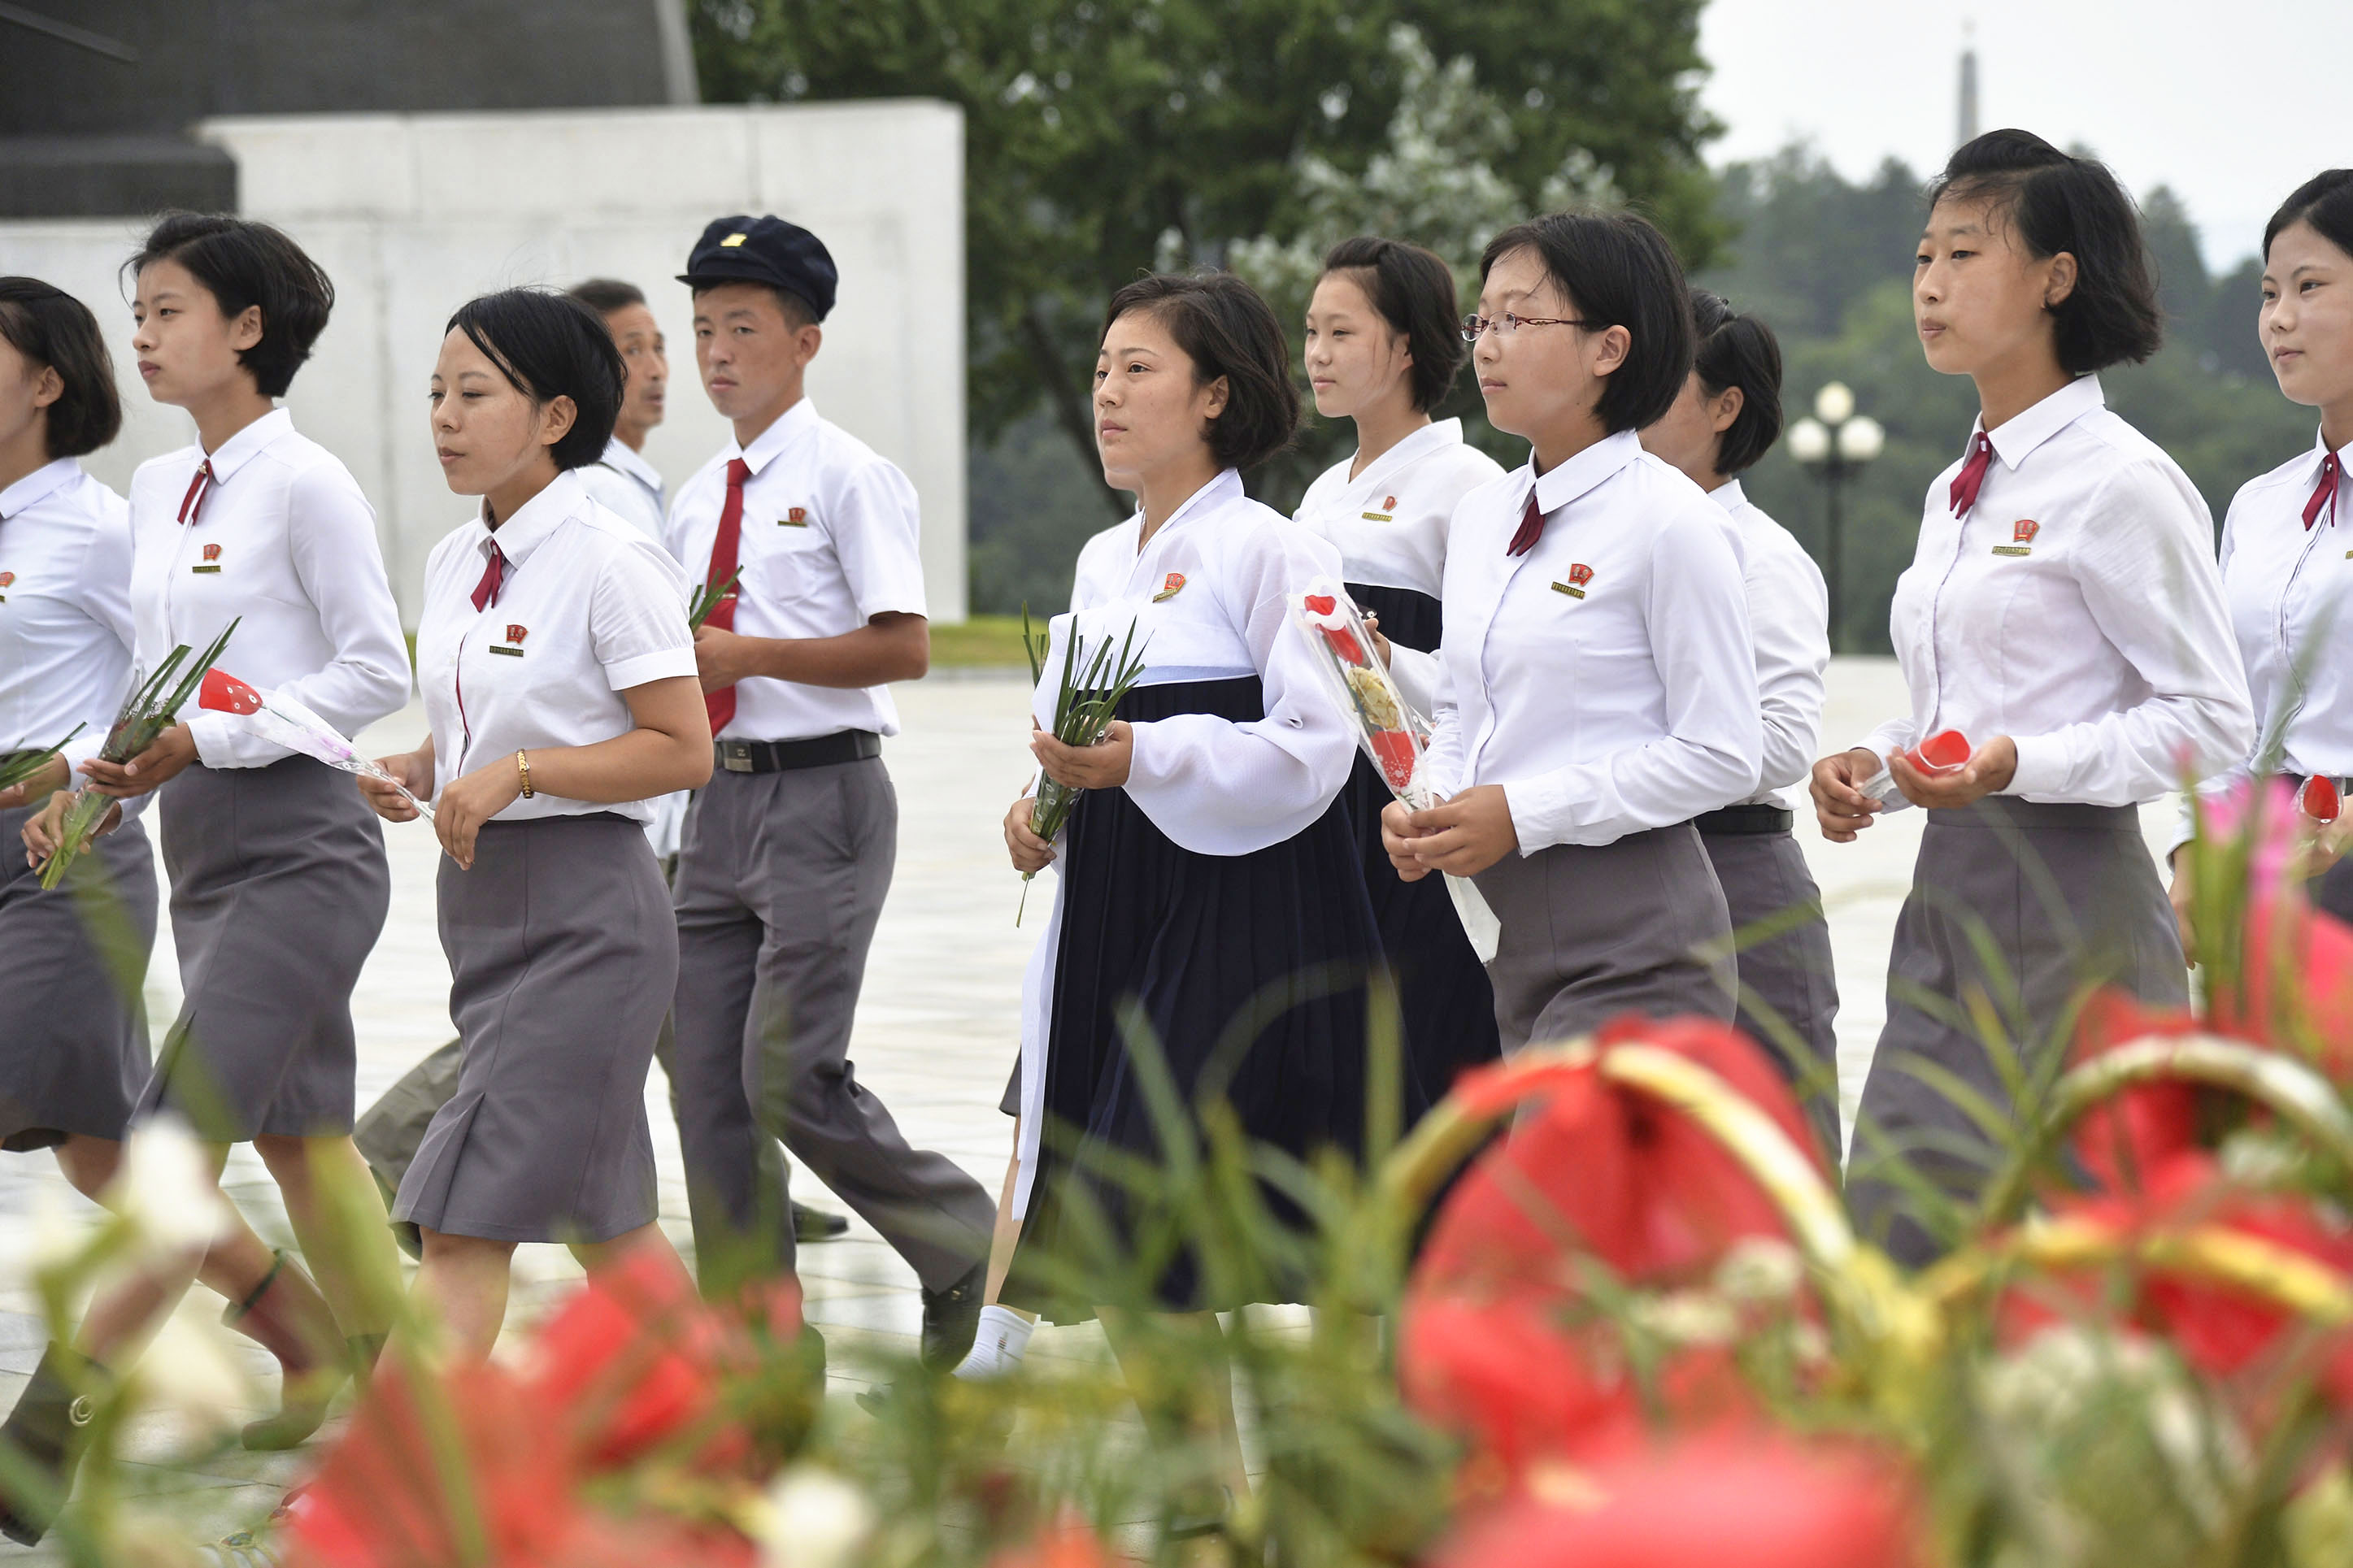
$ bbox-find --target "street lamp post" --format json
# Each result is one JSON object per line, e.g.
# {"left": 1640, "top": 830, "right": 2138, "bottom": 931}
{"left": 1785, "top": 382, "right": 1884, "bottom": 652}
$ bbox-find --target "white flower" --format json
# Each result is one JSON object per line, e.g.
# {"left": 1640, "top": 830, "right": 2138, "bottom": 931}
{"left": 1629, "top": 1290, "right": 1739, "bottom": 1348}
{"left": 1713, "top": 1236, "right": 1804, "bottom": 1305}
{"left": 27, "top": 1184, "right": 91, "bottom": 1279}
{"left": 104, "top": 1115, "right": 235, "bottom": 1262}
{"left": 756, "top": 1466, "right": 876, "bottom": 1568}
{"left": 128, "top": 1301, "right": 254, "bottom": 1442}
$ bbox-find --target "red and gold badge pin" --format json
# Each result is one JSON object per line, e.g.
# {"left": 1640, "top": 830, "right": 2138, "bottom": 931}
{"left": 193, "top": 541, "right": 224, "bottom": 574}
{"left": 0, "top": 570, "right": 12, "bottom": 602}
{"left": 780, "top": 506, "right": 810, "bottom": 527}
{"left": 1152, "top": 571, "right": 1186, "bottom": 603}
{"left": 1993, "top": 518, "right": 2039, "bottom": 558}
{"left": 1552, "top": 562, "right": 1595, "bottom": 600}
{"left": 492, "top": 623, "right": 528, "bottom": 657}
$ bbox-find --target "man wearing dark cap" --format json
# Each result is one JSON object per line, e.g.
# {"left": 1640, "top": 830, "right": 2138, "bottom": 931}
{"left": 662, "top": 215, "right": 993, "bottom": 1366}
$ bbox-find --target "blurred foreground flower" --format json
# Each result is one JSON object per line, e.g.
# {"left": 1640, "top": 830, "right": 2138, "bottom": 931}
{"left": 1428, "top": 1435, "right": 1921, "bottom": 1568}
{"left": 755, "top": 1466, "right": 874, "bottom": 1568}
{"left": 103, "top": 1115, "right": 234, "bottom": 1263}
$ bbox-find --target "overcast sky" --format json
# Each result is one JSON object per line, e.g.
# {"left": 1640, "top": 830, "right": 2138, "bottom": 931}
{"left": 1697, "top": 0, "right": 2353, "bottom": 274}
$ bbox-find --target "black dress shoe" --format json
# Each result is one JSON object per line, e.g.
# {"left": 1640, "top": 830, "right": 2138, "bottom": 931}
{"left": 920, "top": 1261, "right": 986, "bottom": 1370}
{"left": 793, "top": 1201, "right": 850, "bottom": 1242}
{"left": 0, "top": 1343, "right": 107, "bottom": 1546}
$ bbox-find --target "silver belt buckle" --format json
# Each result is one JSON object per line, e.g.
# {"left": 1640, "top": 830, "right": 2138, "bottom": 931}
{"left": 721, "top": 740, "right": 756, "bottom": 773}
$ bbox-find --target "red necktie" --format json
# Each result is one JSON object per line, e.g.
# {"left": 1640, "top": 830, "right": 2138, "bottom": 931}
{"left": 1505, "top": 489, "right": 1545, "bottom": 556}
{"left": 2305, "top": 450, "right": 2342, "bottom": 531}
{"left": 176, "top": 460, "right": 215, "bottom": 524}
{"left": 470, "top": 541, "right": 506, "bottom": 611}
{"left": 702, "top": 458, "right": 752, "bottom": 735}
{"left": 1948, "top": 431, "right": 1994, "bottom": 518}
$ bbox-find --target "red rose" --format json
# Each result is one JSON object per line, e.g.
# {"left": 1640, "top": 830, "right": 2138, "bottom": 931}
{"left": 1320, "top": 623, "right": 1368, "bottom": 664}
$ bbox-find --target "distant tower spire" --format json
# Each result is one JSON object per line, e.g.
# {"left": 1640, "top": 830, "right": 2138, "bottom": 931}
{"left": 1957, "top": 22, "right": 1979, "bottom": 146}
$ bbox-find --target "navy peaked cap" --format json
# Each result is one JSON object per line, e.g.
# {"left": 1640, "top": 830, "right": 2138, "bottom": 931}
{"left": 678, "top": 215, "right": 837, "bottom": 321}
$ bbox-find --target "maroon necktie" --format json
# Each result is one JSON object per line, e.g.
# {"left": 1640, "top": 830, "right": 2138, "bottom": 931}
{"left": 701, "top": 458, "right": 752, "bottom": 735}
{"left": 1947, "top": 432, "right": 1994, "bottom": 519}
{"left": 1505, "top": 489, "right": 1545, "bottom": 556}
{"left": 2306, "top": 450, "right": 2342, "bottom": 531}
{"left": 176, "top": 460, "right": 215, "bottom": 524}
{"left": 470, "top": 541, "right": 506, "bottom": 611}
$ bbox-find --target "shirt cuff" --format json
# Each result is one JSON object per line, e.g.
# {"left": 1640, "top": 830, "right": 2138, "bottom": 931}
{"left": 2004, "top": 732, "right": 2069, "bottom": 798}
{"left": 604, "top": 647, "right": 700, "bottom": 691}
{"left": 1501, "top": 775, "right": 1564, "bottom": 856}
{"left": 185, "top": 710, "right": 241, "bottom": 769}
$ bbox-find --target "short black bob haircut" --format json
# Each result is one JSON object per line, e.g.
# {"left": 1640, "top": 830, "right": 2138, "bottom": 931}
{"left": 1478, "top": 209, "right": 1694, "bottom": 434}
{"left": 444, "top": 289, "right": 624, "bottom": 472}
{"left": 1319, "top": 236, "right": 1469, "bottom": 413}
{"left": 567, "top": 278, "right": 648, "bottom": 317}
{"left": 0, "top": 277, "right": 123, "bottom": 459}
{"left": 1689, "top": 289, "right": 1785, "bottom": 477}
{"left": 1103, "top": 271, "right": 1298, "bottom": 472}
{"left": 2264, "top": 170, "right": 2353, "bottom": 267}
{"left": 1929, "top": 129, "right": 2163, "bottom": 375}
{"left": 125, "top": 213, "right": 334, "bottom": 399}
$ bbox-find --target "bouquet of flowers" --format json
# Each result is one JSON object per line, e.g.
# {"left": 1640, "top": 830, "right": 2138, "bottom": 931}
{"left": 0, "top": 723, "right": 85, "bottom": 797}
{"left": 1017, "top": 602, "right": 1150, "bottom": 922}
{"left": 1288, "top": 580, "right": 1432, "bottom": 809}
{"left": 688, "top": 568, "right": 741, "bottom": 632}
{"left": 196, "top": 668, "right": 433, "bottom": 819}
{"left": 37, "top": 619, "right": 238, "bottom": 889}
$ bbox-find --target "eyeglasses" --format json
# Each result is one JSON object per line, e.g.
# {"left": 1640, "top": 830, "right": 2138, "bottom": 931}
{"left": 1459, "top": 312, "right": 1592, "bottom": 342}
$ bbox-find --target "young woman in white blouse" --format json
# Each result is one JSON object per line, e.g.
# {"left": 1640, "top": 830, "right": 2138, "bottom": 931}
{"left": 1000, "top": 272, "right": 1398, "bottom": 1505}
{"left": 1640, "top": 289, "right": 1839, "bottom": 1158}
{"left": 1382, "top": 211, "right": 1762, "bottom": 1053}
{"left": 1812, "top": 131, "right": 2253, "bottom": 1264}
{"left": 1294, "top": 236, "right": 1505, "bottom": 1097}
{"left": 0, "top": 278, "right": 365, "bottom": 1544}
{"left": 2174, "top": 171, "right": 2353, "bottom": 938}
{"left": 14, "top": 218, "right": 412, "bottom": 1476}
{"left": 361, "top": 289, "right": 711, "bottom": 1362}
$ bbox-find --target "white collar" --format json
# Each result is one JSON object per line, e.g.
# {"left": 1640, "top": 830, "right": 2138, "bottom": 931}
{"left": 1529, "top": 428, "right": 1644, "bottom": 515}
{"left": 733, "top": 397, "right": 820, "bottom": 477}
{"left": 0, "top": 457, "right": 80, "bottom": 520}
{"left": 1343, "top": 418, "right": 1464, "bottom": 497}
{"left": 597, "top": 436, "right": 662, "bottom": 492}
{"left": 470, "top": 469, "right": 589, "bottom": 570}
{"left": 202, "top": 406, "right": 294, "bottom": 481}
{"left": 1708, "top": 476, "right": 1746, "bottom": 514}
{"left": 1979, "top": 374, "right": 2104, "bottom": 471}
{"left": 1132, "top": 467, "right": 1244, "bottom": 552}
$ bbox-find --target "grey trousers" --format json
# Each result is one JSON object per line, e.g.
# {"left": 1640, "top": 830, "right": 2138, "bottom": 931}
{"left": 669, "top": 758, "right": 993, "bottom": 1291}
{"left": 1473, "top": 823, "right": 1738, "bottom": 1053}
{"left": 1701, "top": 827, "right": 1842, "bottom": 1162}
{"left": 1846, "top": 797, "right": 2187, "bottom": 1266}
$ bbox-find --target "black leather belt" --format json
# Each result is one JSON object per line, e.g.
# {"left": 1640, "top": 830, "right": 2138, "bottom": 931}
{"left": 715, "top": 731, "right": 881, "bottom": 775}
{"left": 1695, "top": 803, "right": 1794, "bottom": 836}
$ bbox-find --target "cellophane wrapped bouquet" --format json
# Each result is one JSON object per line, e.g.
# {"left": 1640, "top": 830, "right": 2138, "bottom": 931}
{"left": 196, "top": 668, "right": 432, "bottom": 818}
{"left": 37, "top": 619, "right": 238, "bottom": 889}
{"left": 1016, "top": 602, "right": 1149, "bottom": 922}
{"left": 1288, "top": 580, "right": 1432, "bottom": 810}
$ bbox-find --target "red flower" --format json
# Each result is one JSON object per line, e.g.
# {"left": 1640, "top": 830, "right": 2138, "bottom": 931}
{"left": 985, "top": 1512, "right": 1120, "bottom": 1568}
{"left": 1320, "top": 624, "right": 1368, "bottom": 665}
{"left": 1369, "top": 728, "right": 1417, "bottom": 791}
{"left": 520, "top": 1243, "right": 754, "bottom": 1473}
{"left": 2068, "top": 991, "right": 2208, "bottom": 1192}
{"left": 198, "top": 667, "right": 264, "bottom": 715}
{"left": 1428, "top": 1436, "right": 1923, "bottom": 1568}
{"left": 283, "top": 1357, "right": 576, "bottom": 1567}
{"left": 1400, "top": 1019, "right": 1823, "bottom": 1479}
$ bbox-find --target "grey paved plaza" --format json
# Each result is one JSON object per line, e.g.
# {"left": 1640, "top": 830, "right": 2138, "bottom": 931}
{"left": 0, "top": 658, "right": 2186, "bottom": 1552}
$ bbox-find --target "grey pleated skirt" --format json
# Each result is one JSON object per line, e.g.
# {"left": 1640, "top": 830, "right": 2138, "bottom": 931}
{"left": 0, "top": 806, "right": 157, "bottom": 1148}
{"left": 1701, "top": 826, "right": 1842, "bottom": 1160}
{"left": 1846, "top": 797, "right": 2186, "bottom": 1266}
{"left": 394, "top": 813, "right": 674, "bottom": 1244}
{"left": 141, "top": 758, "right": 389, "bottom": 1141}
{"left": 1472, "top": 823, "right": 1738, "bottom": 1053}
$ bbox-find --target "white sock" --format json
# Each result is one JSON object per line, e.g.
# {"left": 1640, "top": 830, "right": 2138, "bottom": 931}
{"left": 952, "top": 1304, "right": 1035, "bottom": 1379}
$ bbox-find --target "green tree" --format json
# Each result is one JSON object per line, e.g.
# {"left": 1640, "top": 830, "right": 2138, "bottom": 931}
{"left": 691, "top": 0, "right": 1717, "bottom": 516}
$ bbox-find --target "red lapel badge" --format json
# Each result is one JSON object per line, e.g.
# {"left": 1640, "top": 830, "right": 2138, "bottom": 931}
{"left": 782, "top": 506, "right": 810, "bottom": 527}
{"left": 1554, "top": 562, "right": 1595, "bottom": 600}
{"left": 1994, "top": 518, "right": 2039, "bottom": 558}
{"left": 506, "top": 623, "right": 528, "bottom": 644}
{"left": 193, "top": 541, "right": 224, "bottom": 573}
{"left": 492, "top": 623, "right": 528, "bottom": 657}
{"left": 1383, "top": 495, "right": 1397, "bottom": 510}
{"left": 1152, "top": 571, "right": 1186, "bottom": 603}
{"left": 0, "top": 571, "right": 13, "bottom": 587}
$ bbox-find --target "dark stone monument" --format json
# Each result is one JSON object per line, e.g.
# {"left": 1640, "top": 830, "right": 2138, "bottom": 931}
{"left": 0, "top": 0, "right": 698, "bottom": 217}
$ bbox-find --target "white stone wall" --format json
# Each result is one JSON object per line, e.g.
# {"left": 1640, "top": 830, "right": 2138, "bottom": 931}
{"left": 0, "top": 101, "right": 968, "bottom": 623}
